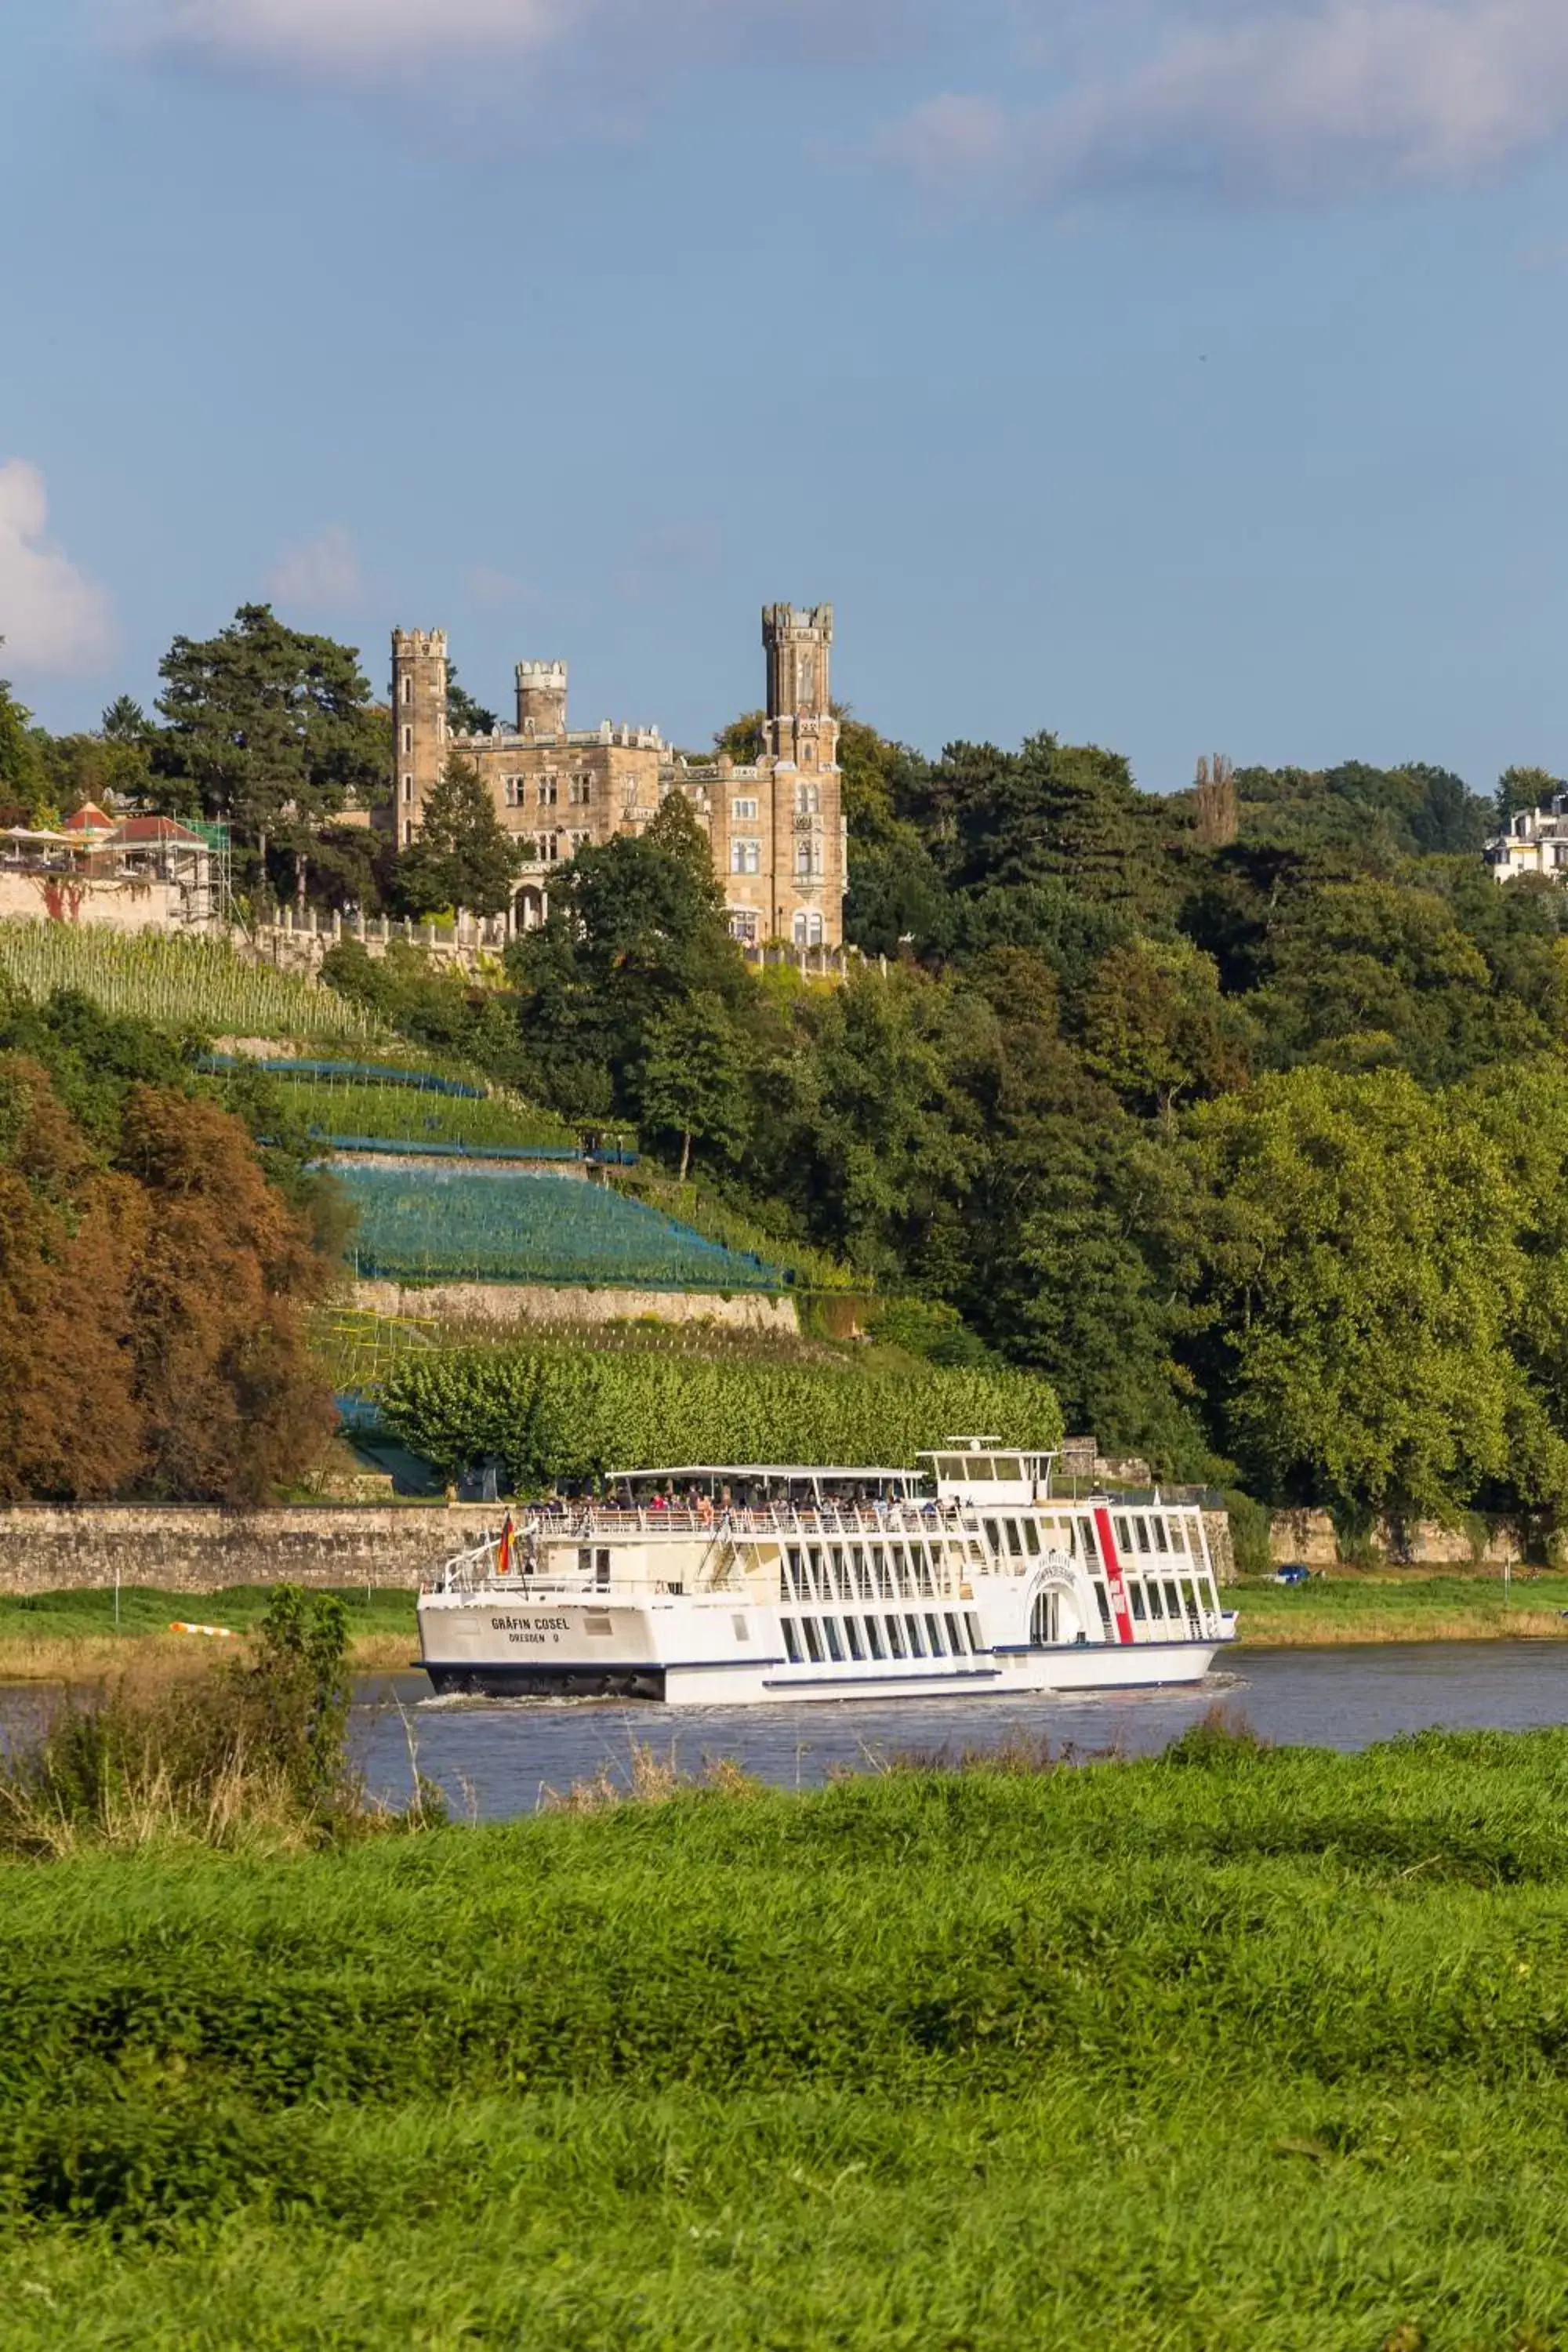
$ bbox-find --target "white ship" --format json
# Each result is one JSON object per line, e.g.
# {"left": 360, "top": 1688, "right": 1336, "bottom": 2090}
{"left": 417, "top": 1443, "right": 1237, "bottom": 1704}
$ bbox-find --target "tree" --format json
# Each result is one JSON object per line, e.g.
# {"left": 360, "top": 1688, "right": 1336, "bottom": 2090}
{"left": 1077, "top": 938, "right": 1250, "bottom": 1120}
{"left": 396, "top": 753, "right": 521, "bottom": 917}
{"left": 639, "top": 993, "right": 750, "bottom": 1181}
{"left": 445, "top": 663, "right": 498, "bottom": 736}
{"left": 154, "top": 604, "right": 385, "bottom": 902}
{"left": 0, "top": 646, "right": 46, "bottom": 826}
{"left": 1495, "top": 765, "right": 1562, "bottom": 829}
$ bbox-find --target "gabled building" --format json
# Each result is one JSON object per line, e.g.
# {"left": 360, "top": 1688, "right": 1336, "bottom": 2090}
{"left": 387, "top": 604, "right": 848, "bottom": 948}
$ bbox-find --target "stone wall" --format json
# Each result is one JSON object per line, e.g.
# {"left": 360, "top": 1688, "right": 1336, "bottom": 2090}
{"left": 0, "top": 1504, "right": 500, "bottom": 1598}
{"left": 1269, "top": 1508, "right": 1523, "bottom": 1569}
{"left": 354, "top": 1279, "right": 800, "bottom": 1333}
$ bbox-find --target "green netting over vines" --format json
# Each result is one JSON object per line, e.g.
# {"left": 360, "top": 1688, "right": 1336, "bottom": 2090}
{"left": 340, "top": 1166, "right": 782, "bottom": 1290}
{"left": 381, "top": 1347, "right": 1063, "bottom": 1483}
{"left": 0, "top": 922, "right": 385, "bottom": 1043}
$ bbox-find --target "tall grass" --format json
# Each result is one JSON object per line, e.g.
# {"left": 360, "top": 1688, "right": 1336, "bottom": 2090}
{"left": 6, "top": 1729, "right": 1568, "bottom": 2342}
{"left": 0, "top": 1586, "right": 419, "bottom": 1856}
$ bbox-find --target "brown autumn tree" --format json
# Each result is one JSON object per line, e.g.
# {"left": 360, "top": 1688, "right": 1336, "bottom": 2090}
{"left": 0, "top": 1058, "right": 336, "bottom": 1504}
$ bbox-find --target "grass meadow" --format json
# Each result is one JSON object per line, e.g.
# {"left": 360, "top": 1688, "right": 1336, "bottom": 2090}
{"left": 6, "top": 1726, "right": 1568, "bottom": 2345}
{"left": 1233, "top": 1572, "right": 1568, "bottom": 1646}
{"left": 0, "top": 1586, "right": 417, "bottom": 1683}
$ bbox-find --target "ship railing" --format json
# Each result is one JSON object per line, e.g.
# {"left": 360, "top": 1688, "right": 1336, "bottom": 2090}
{"left": 503, "top": 1502, "right": 978, "bottom": 1541}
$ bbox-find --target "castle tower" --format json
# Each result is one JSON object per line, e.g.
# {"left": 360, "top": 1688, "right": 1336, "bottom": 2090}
{"left": 516, "top": 660, "right": 568, "bottom": 737}
{"left": 761, "top": 604, "right": 843, "bottom": 948}
{"left": 390, "top": 629, "right": 448, "bottom": 846}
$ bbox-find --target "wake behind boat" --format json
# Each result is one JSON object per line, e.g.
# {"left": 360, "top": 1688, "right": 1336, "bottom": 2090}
{"left": 417, "top": 1443, "right": 1236, "bottom": 1704}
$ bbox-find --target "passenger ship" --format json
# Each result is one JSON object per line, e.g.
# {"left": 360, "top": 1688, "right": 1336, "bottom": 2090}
{"left": 417, "top": 1443, "right": 1236, "bottom": 1705}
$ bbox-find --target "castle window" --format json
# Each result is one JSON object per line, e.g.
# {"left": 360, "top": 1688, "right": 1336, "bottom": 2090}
{"left": 729, "top": 910, "right": 760, "bottom": 945}
{"left": 793, "top": 910, "right": 824, "bottom": 949}
{"left": 401, "top": 775, "right": 413, "bottom": 804}
{"left": 401, "top": 725, "right": 413, "bottom": 755}
{"left": 536, "top": 833, "right": 559, "bottom": 863}
{"left": 568, "top": 774, "right": 593, "bottom": 805}
{"left": 794, "top": 782, "right": 819, "bottom": 817}
{"left": 731, "top": 840, "right": 761, "bottom": 876}
{"left": 538, "top": 777, "right": 558, "bottom": 807}
{"left": 400, "top": 675, "right": 412, "bottom": 706}
{"left": 732, "top": 796, "right": 759, "bottom": 821}
{"left": 568, "top": 832, "right": 590, "bottom": 855}
{"left": 795, "top": 840, "right": 821, "bottom": 878}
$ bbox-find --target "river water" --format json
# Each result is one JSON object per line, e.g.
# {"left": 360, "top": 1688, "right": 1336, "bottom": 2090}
{"left": 354, "top": 1641, "right": 1568, "bottom": 1820}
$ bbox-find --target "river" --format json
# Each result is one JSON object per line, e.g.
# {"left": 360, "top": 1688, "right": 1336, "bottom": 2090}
{"left": 354, "top": 1640, "right": 1568, "bottom": 1820}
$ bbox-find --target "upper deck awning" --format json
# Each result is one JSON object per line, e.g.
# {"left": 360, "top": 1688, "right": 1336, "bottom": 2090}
{"left": 606, "top": 1465, "right": 920, "bottom": 1486}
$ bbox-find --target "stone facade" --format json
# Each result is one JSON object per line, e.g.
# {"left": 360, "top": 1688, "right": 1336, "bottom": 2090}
{"left": 387, "top": 604, "right": 848, "bottom": 950}
{"left": 0, "top": 1504, "right": 500, "bottom": 1597}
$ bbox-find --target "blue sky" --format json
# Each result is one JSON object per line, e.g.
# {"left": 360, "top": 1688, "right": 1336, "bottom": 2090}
{"left": 5, "top": 0, "right": 1568, "bottom": 794}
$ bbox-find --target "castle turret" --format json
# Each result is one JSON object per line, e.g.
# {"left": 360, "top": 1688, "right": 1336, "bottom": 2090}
{"left": 760, "top": 604, "right": 842, "bottom": 947}
{"left": 390, "top": 629, "right": 448, "bottom": 845}
{"left": 516, "top": 659, "right": 568, "bottom": 737}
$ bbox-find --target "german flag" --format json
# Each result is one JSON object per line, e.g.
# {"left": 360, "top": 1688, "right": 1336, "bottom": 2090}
{"left": 496, "top": 1513, "right": 515, "bottom": 1576}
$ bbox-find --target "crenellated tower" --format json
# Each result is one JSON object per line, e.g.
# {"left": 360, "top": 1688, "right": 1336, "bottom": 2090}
{"left": 761, "top": 604, "right": 843, "bottom": 946}
{"left": 515, "top": 659, "right": 568, "bottom": 737}
{"left": 390, "top": 629, "right": 448, "bottom": 845}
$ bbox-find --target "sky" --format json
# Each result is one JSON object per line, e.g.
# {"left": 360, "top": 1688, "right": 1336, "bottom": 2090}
{"left": 5, "top": 0, "right": 1568, "bottom": 793}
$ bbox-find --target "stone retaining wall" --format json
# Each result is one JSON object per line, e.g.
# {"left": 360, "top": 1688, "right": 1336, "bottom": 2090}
{"left": 0, "top": 1505, "right": 498, "bottom": 1597}
{"left": 1269, "top": 1508, "right": 1523, "bottom": 1568}
{"left": 354, "top": 1280, "right": 800, "bottom": 1333}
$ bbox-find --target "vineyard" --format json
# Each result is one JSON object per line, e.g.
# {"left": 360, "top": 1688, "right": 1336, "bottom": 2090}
{"left": 609, "top": 1170, "right": 858, "bottom": 1292}
{"left": 381, "top": 1345, "right": 1062, "bottom": 1483}
{"left": 221, "top": 1073, "right": 581, "bottom": 1152}
{"left": 338, "top": 1165, "right": 784, "bottom": 1290}
{"left": 0, "top": 922, "right": 386, "bottom": 1044}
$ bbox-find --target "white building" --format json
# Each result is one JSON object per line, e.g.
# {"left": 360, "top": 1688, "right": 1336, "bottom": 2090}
{"left": 1486, "top": 796, "right": 1568, "bottom": 884}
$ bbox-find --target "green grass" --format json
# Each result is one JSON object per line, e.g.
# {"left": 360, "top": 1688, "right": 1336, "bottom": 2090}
{"left": 1233, "top": 1570, "right": 1568, "bottom": 1644}
{"left": 609, "top": 1168, "right": 861, "bottom": 1292}
{"left": 0, "top": 1585, "right": 416, "bottom": 1645}
{"left": 9, "top": 1729, "right": 1568, "bottom": 2342}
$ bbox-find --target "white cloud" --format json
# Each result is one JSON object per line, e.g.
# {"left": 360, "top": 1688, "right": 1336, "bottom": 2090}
{"left": 884, "top": 0, "right": 1568, "bottom": 205}
{"left": 879, "top": 93, "right": 1010, "bottom": 184}
{"left": 464, "top": 564, "right": 532, "bottom": 607}
{"left": 112, "top": 0, "right": 896, "bottom": 89}
{"left": 267, "top": 524, "right": 365, "bottom": 612}
{"left": 0, "top": 460, "right": 116, "bottom": 677}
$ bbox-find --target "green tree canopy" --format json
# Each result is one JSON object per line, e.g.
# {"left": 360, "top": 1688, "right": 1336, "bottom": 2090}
{"left": 396, "top": 753, "right": 521, "bottom": 918}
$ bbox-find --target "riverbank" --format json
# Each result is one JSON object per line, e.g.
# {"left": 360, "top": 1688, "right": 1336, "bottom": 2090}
{"left": 1231, "top": 1569, "right": 1568, "bottom": 1646}
{"left": 5, "top": 1725, "right": 1568, "bottom": 2346}
{"left": 0, "top": 1585, "right": 417, "bottom": 1684}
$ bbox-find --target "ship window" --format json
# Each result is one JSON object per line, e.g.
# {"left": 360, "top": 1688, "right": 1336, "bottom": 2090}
{"left": 1094, "top": 1584, "right": 1112, "bottom": 1632}
{"left": 844, "top": 1617, "right": 865, "bottom": 1662}
{"left": 886, "top": 1615, "right": 906, "bottom": 1659}
{"left": 785, "top": 1545, "right": 801, "bottom": 1600}
{"left": 578, "top": 1548, "right": 592, "bottom": 1577}
{"left": 806, "top": 1544, "right": 826, "bottom": 1597}
{"left": 782, "top": 1618, "right": 802, "bottom": 1664}
{"left": 803, "top": 1617, "right": 824, "bottom": 1664}
{"left": 1079, "top": 1523, "right": 1098, "bottom": 1566}
{"left": 824, "top": 1617, "right": 845, "bottom": 1663}
{"left": 1146, "top": 1581, "right": 1165, "bottom": 1620}
{"left": 945, "top": 1611, "right": 966, "bottom": 1654}
{"left": 855, "top": 1545, "right": 874, "bottom": 1599}
{"left": 1153, "top": 1516, "right": 1170, "bottom": 1552}
{"left": 1022, "top": 1518, "right": 1040, "bottom": 1557}
{"left": 1134, "top": 1519, "right": 1152, "bottom": 1555}
{"left": 924, "top": 1613, "right": 945, "bottom": 1655}
{"left": 905, "top": 1613, "right": 927, "bottom": 1657}
{"left": 829, "top": 1544, "right": 845, "bottom": 1595}
{"left": 1163, "top": 1580, "right": 1181, "bottom": 1619}
{"left": 1004, "top": 1519, "right": 1022, "bottom": 1559}
{"left": 965, "top": 1611, "right": 985, "bottom": 1652}
{"left": 993, "top": 1457, "right": 1022, "bottom": 1481}
{"left": 1180, "top": 1580, "right": 1200, "bottom": 1623}
{"left": 596, "top": 1550, "right": 611, "bottom": 1590}
{"left": 1129, "top": 1584, "right": 1148, "bottom": 1621}
{"left": 982, "top": 1519, "right": 1001, "bottom": 1555}
{"left": 938, "top": 1456, "right": 966, "bottom": 1479}
{"left": 915, "top": 1546, "right": 935, "bottom": 1596}
{"left": 1113, "top": 1515, "right": 1131, "bottom": 1551}
{"left": 865, "top": 1615, "right": 885, "bottom": 1661}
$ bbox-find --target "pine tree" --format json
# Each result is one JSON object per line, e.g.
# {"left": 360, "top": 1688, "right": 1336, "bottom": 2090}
{"left": 397, "top": 753, "right": 521, "bottom": 917}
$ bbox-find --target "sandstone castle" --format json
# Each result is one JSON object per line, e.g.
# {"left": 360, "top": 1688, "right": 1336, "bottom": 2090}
{"left": 387, "top": 604, "right": 847, "bottom": 949}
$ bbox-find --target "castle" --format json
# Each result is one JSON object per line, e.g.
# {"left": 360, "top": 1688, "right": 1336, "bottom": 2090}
{"left": 387, "top": 604, "right": 847, "bottom": 949}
